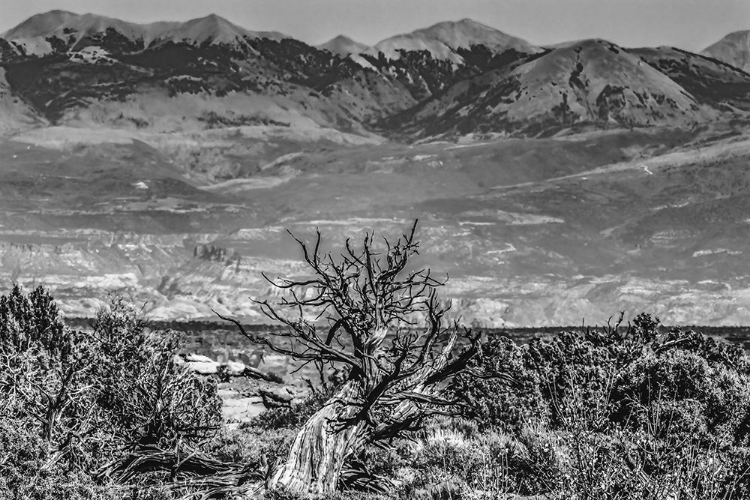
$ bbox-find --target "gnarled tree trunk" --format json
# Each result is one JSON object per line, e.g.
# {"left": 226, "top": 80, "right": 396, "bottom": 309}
{"left": 267, "top": 328, "right": 465, "bottom": 495}
{"left": 268, "top": 380, "right": 368, "bottom": 495}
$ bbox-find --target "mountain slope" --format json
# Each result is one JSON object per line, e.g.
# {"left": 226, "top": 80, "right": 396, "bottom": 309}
{"left": 631, "top": 46, "right": 750, "bottom": 111}
{"left": 0, "top": 35, "right": 416, "bottom": 135}
{"left": 388, "top": 39, "right": 717, "bottom": 138}
{"left": 370, "top": 19, "right": 541, "bottom": 63}
{"left": 0, "top": 67, "right": 45, "bottom": 134}
{"left": 702, "top": 30, "right": 750, "bottom": 73}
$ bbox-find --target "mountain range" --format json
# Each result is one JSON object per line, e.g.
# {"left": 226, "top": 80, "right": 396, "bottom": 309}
{"left": 0, "top": 11, "right": 749, "bottom": 138}
{"left": 1, "top": 12, "right": 750, "bottom": 326}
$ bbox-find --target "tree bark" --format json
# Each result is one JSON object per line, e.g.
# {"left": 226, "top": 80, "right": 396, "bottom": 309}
{"left": 267, "top": 380, "right": 369, "bottom": 495}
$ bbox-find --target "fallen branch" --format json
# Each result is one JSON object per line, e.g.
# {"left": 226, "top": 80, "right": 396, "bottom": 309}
{"left": 95, "top": 446, "right": 258, "bottom": 484}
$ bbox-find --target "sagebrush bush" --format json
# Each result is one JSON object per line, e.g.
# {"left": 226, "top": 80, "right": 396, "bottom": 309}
{"left": 449, "top": 335, "right": 549, "bottom": 431}
{"left": 453, "top": 314, "right": 750, "bottom": 439}
{"left": 0, "top": 286, "right": 222, "bottom": 498}
{"left": 447, "top": 313, "right": 750, "bottom": 498}
{"left": 612, "top": 348, "right": 750, "bottom": 445}
{"left": 83, "top": 297, "right": 222, "bottom": 452}
{"left": 0, "top": 284, "right": 71, "bottom": 358}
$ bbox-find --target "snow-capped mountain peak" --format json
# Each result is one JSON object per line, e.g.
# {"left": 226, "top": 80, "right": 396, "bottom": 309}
{"left": 702, "top": 30, "right": 750, "bottom": 73}
{"left": 1, "top": 10, "right": 80, "bottom": 39}
{"left": 154, "top": 14, "right": 252, "bottom": 47}
{"left": 317, "top": 35, "right": 371, "bottom": 57}
{"left": 370, "top": 18, "right": 541, "bottom": 63}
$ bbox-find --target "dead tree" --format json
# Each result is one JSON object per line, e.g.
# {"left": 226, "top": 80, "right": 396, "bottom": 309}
{"left": 219, "top": 220, "right": 480, "bottom": 495}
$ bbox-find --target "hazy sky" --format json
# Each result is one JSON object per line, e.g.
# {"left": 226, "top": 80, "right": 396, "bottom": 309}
{"left": 2, "top": 0, "right": 748, "bottom": 51}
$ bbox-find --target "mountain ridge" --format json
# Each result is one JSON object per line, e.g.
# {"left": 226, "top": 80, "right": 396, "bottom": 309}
{"left": 0, "top": 12, "right": 748, "bottom": 141}
{"left": 1, "top": 10, "right": 288, "bottom": 56}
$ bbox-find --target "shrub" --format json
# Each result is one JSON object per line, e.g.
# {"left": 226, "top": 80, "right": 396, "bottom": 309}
{"left": 455, "top": 314, "right": 750, "bottom": 439}
{"left": 0, "top": 284, "right": 71, "bottom": 359}
{"left": 612, "top": 345, "right": 750, "bottom": 445}
{"left": 83, "top": 297, "right": 222, "bottom": 453}
{"left": 449, "top": 335, "right": 549, "bottom": 430}
{"left": 450, "top": 314, "right": 750, "bottom": 498}
{"left": 0, "top": 286, "right": 222, "bottom": 496}
{"left": 660, "top": 328, "right": 749, "bottom": 373}
{"left": 384, "top": 417, "right": 567, "bottom": 498}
